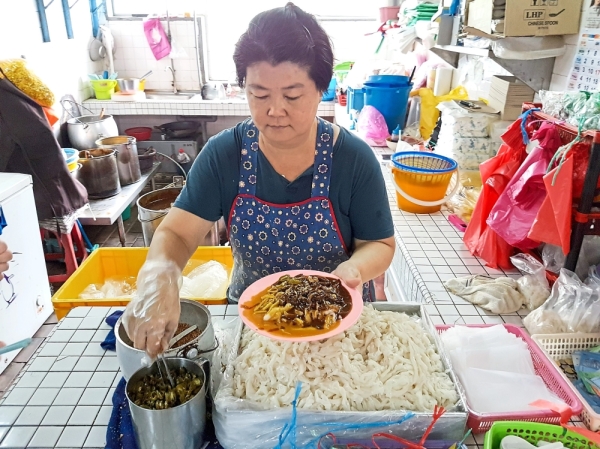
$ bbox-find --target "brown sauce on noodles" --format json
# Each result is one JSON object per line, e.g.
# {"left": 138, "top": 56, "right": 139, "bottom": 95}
{"left": 241, "top": 274, "right": 352, "bottom": 338}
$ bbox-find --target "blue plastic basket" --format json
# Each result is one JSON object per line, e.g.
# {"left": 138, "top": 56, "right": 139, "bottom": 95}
{"left": 391, "top": 151, "right": 458, "bottom": 174}
{"left": 347, "top": 86, "right": 365, "bottom": 113}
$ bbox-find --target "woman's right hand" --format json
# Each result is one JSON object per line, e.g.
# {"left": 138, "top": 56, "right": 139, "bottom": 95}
{"left": 0, "top": 240, "right": 12, "bottom": 275}
{"left": 122, "top": 260, "right": 182, "bottom": 359}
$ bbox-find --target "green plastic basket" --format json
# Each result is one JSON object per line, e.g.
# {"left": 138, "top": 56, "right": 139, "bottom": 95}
{"left": 483, "top": 422, "right": 600, "bottom": 449}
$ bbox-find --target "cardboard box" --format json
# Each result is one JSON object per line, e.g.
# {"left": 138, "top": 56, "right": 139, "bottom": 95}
{"left": 467, "top": 0, "right": 583, "bottom": 37}
{"left": 487, "top": 76, "right": 535, "bottom": 121}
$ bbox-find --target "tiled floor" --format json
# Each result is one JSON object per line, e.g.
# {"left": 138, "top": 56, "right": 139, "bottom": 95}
{"left": 1, "top": 209, "right": 144, "bottom": 398}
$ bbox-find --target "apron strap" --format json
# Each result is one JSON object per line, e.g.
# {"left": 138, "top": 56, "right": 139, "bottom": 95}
{"left": 310, "top": 118, "right": 334, "bottom": 198}
{"left": 238, "top": 119, "right": 260, "bottom": 196}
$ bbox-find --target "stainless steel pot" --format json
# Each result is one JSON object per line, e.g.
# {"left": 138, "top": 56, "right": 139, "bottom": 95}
{"left": 76, "top": 149, "right": 121, "bottom": 199}
{"left": 95, "top": 136, "right": 142, "bottom": 186}
{"left": 126, "top": 357, "right": 208, "bottom": 449}
{"left": 116, "top": 299, "right": 216, "bottom": 381}
{"left": 137, "top": 187, "right": 220, "bottom": 247}
{"left": 67, "top": 114, "right": 119, "bottom": 150}
{"left": 117, "top": 78, "right": 140, "bottom": 94}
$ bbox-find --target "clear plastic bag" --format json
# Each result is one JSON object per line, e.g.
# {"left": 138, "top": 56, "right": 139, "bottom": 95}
{"left": 445, "top": 187, "right": 480, "bottom": 224}
{"left": 510, "top": 254, "right": 551, "bottom": 311}
{"left": 542, "top": 236, "right": 600, "bottom": 282}
{"left": 523, "top": 269, "right": 600, "bottom": 335}
{"left": 78, "top": 277, "right": 137, "bottom": 299}
{"left": 213, "top": 315, "right": 467, "bottom": 448}
{"left": 491, "top": 36, "right": 566, "bottom": 60}
{"left": 540, "top": 91, "right": 565, "bottom": 118}
{"left": 180, "top": 261, "right": 228, "bottom": 299}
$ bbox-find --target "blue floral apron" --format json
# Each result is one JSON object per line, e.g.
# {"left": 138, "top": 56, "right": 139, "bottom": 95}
{"left": 227, "top": 118, "right": 374, "bottom": 303}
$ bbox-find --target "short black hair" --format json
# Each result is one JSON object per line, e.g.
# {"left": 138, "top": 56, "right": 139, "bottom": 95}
{"left": 233, "top": 3, "right": 334, "bottom": 93}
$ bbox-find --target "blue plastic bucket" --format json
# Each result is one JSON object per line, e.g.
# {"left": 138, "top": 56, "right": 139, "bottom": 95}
{"left": 347, "top": 87, "right": 365, "bottom": 113}
{"left": 368, "top": 75, "right": 409, "bottom": 85}
{"left": 364, "top": 84, "right": 412, "bottom": 133}
{"left": 321, "top": 78, "right": 336, "bottom": 101}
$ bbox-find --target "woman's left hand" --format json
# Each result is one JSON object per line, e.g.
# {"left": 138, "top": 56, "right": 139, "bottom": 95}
{"left": 332, "top": 261, "right": 362, "bottom": 290}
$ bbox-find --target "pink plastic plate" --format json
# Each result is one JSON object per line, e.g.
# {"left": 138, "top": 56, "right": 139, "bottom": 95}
{"left": 238, "top": 270, "right": 364, "bottom": 342}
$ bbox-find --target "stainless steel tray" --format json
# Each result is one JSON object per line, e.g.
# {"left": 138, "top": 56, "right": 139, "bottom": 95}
{"left": 213, "top": 303, "right": 468, "bottom": 449}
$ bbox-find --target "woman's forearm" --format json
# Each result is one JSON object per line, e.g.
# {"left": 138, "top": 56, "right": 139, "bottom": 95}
{"left": 146, "top": 207, "right": 216, "bottom": 271}
{"left": 350, "top": 237, "right": 396, "bottom": 283}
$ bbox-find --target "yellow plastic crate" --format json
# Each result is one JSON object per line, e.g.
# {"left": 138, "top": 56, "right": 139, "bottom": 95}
{"left": 52, "top": 246, "right": 233, "bottom": 319}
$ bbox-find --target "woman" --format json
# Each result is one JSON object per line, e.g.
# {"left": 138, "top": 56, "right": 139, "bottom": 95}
{"left": 123, "top": 3, "right": 395, "bottom": 357}
{"left": 0, "top": 239, "right": 12, "bottom": 349}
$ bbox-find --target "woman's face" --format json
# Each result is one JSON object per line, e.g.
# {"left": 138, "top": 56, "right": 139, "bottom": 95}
{"left": 245, "top": 61, "right": 322, "bottom": 147}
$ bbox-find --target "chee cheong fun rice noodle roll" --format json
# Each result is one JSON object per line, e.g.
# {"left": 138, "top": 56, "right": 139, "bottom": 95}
{"left": 243, "top": 274, "right": 352, "bottom": 332}
{"left": 233, "top": 305, "right": 458, "bottom": 412}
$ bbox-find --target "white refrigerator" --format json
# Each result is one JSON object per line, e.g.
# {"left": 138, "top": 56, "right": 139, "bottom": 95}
{"left": 0, "top": 173, "right": 53, "bottom": 374}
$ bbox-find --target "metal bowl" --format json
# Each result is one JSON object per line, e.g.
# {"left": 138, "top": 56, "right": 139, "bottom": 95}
{"left": 117, "top": 78, "right": 140, "bottom": 94}
{"left": 116, "top": 299, "right": 216, "bottom": 380}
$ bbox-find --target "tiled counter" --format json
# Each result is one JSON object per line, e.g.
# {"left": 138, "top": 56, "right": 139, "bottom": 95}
{"left": 372, "top": 145, "right": 526, "bottom": 328}
{"left": 0, "top": 306, "right": 238, "bottom": 448}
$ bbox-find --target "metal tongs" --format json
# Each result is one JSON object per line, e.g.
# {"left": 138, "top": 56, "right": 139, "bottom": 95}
{"left": 154, "top": 324, "right": 199, "bottom": 388}
{"left": 156, "top": 354, "right": 176, "bottom": 388}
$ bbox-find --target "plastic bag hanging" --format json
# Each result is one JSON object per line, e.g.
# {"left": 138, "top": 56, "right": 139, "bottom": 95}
{"left": 528, "top": 157, "right": 573, "bottom": 254}
{"left": 143, "top": 17, "right": 172, "bottom": 61}
{"left": 486, "top": 122, "right": 562, "bottom": 250}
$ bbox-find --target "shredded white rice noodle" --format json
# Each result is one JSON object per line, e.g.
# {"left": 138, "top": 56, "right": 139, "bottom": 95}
{"left": 233, "top": 305, "right": 458, "bottom": 412}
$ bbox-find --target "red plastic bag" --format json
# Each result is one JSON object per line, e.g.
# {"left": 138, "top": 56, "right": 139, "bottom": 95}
{"left": 486, "top": 123, "right": 562, "bottom": 250}
{"left": 463, "top": 119, "right": 529, "bottom": 268}
{"left": 528, "top": 157, "right": 573, "bottom": 254}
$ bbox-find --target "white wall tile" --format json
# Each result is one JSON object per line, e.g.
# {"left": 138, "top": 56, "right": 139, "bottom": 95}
{"left": 549, "top": 74, "right": 568, "bottom": 91}
{"left": 553, "top": 44, "right": 577, "bottom": 77}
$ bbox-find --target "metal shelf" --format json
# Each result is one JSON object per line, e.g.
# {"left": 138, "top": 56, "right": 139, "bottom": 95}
{"left": 430, "top": 44, "right": 555, "bottom": 92}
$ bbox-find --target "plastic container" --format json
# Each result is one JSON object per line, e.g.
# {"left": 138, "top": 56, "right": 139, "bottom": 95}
{"left": 62, "top": 148, "right": 79, "bottom": 171}
{"left": 532, "top": 333, "right": 600, "bottom": 431}
{"left": 379, "top": 6, "right": 400, "bottom": 22}
{"left": 90, "top": 79, "right": 117, "bottom": 100}
{"left": 367, "top": 75, "right": 409, "bottom": 85}
{"left": 125, "top": 127, "right": 152, "bottom": 141}
{"left": 121, "top": 205, "right": 131, "bottom": 221}
{"left": 390, "top": 152, "right": 459, "bottom": 214}
{"left": 483, "top": 422, "right": 599, "bottom": 449}
{"left": 364, "top": 83, "right": 412, "bottom": 133}
{"left": 333, "top": 61, "right": 353, "bottom": 84}
{"left": 321, "top": 78, "right": 336, "bottom": 101}
{"left": 51, "top": 247, "right": 233, "bottom": 319}
{"left": 337, "top": 93, "right": 347, "bottom": 106}
{"left": 347, "top": 86, "right": 365, "bottom": 113}
{"left": 436, "top": 324, "right": 584, "bottom": 433}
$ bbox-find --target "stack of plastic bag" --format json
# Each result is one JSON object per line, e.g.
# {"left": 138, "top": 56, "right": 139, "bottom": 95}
{"left": 441, "top": 325, "right": 565, "bottom": 413}
{"left": 79, "top": 260, "right": 229, "bottom": 300}
{"left": 435, "top": 101, "right": 500, "bottom": 172}
{"left": 523, "top": 267, "right": 600, "bottom": 335}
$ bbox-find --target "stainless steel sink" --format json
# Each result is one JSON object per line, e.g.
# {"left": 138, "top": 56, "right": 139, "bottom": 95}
{"left": 145, "top": 92, "right": 198, "bottom": 101}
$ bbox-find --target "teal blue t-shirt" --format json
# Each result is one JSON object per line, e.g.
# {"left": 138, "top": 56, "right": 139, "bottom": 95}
{"left": 174, "top": 121, "right": 394, "bottom": 249}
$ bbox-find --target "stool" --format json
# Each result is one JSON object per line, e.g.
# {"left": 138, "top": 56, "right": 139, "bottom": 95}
{"left": 42, "top": 224, "right": 88, "bottom": 283}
